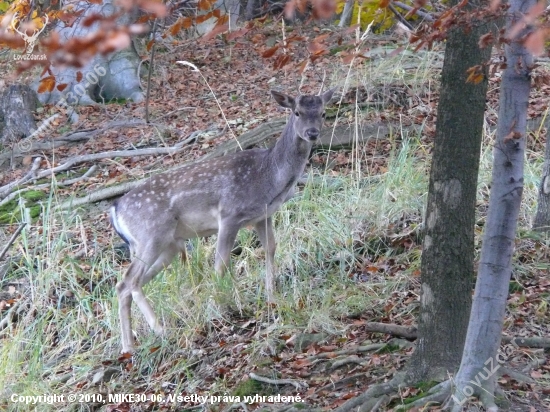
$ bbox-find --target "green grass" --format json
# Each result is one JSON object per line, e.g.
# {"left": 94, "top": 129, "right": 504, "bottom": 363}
{"left": 0, "top": 133, "right": 431, "bottom": 410}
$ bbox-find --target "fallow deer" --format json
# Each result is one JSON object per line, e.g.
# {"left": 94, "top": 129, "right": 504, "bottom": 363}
{"left": 111, "top": 89, "right": 335, "bottom": 353}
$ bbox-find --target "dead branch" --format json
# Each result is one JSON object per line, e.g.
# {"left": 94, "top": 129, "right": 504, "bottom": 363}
{"left": 522, "top": 357, "right": 547, "bottom": 373}
{"left": 328, "top": 355, "right": 364, "bottom": 370}
{"left": 59, "top": 180, "right": 143, "bottom": 209}
{"left": 364, "top": 322, "right": 418, "bottom": 339}
{"left": 1, "top": 141, "right": 189, "bottom": 204}
{"left": 307, "top": 343, "right": 386, "bottom": 361}
{"left": 0, "top": 157, "right": 41, "bottom": 198}
{"left": 249, "top": 372, "right": 307, "bottom": 391}
{"left": 0, "top": 223, "right": 27, "bottom": 262}
{"left": 388, "top": 3, "right": 414, "bottom": 31}
{"left": 501, "top": 335, "right": 550, "bottom": 349}
{"left": 36, "top": 143, "right": 188, "bottom": 179}
{"left": 498, "top": 366, "right": 536, "bottom": 384}
{"left": 0, "top": 166, "right": 98, "bottom": 208}
{"left": 392, "top": 1, "right": 434, "bottom": 22}
{"left": 0, "top": 120, "right": 157, "bottom": 165}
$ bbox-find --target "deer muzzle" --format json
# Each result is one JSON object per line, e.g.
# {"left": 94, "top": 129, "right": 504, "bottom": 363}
{"left": 305, "top": 128, "right": 320, "bottom": 141}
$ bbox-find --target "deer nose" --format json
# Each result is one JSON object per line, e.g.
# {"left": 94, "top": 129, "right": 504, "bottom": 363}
{"left": 306, "top": 128, "right": 319, "bottom": 140}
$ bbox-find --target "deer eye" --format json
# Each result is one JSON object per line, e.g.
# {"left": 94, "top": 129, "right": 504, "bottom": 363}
{"left": 322, "top": 112, "right": 326, "bottom": 118}
{"left": 294, "top": 111, "right": 300, "bottom": 117}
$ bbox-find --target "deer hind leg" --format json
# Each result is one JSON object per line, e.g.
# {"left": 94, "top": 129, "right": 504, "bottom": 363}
{"left": 117, "top": 259, "right": 144, "bottom": 354}
{"left": 254, "top": 217, "right": 276, "bottom": 302}
{"left": 117, "top": 244, "right": 180, "bottom": 353}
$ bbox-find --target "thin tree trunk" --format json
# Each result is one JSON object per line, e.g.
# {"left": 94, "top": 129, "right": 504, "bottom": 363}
{"left": 405, "top": 0, "right": 491, "bottom": 382}
{"left": 533, "top": 116, "right": 550, "bottom": 231}
{"left": 450, "top": 0, "right": 534, "bottom": 409}
{"left": 338, "top": 0, "right": 355, "bottom": 28}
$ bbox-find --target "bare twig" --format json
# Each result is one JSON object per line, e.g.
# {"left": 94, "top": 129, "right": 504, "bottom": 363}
{"left": 393, "top": 1, "right": 434, "bottom": 22}
{"left": 0, "top": 223, "right": 27, "bottom": 262}
{"left": 388, "top": 4, "right": 414, "bottom": 30}
{"left": 0, "top": 298, "right": 22, "bottom": 331}
{"left": 145, "top": 18, "right": 159, "bottom": 123}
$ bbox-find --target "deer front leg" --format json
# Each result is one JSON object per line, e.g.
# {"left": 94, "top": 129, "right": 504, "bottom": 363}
{"left": 255, "top": 217, "right": 276, "bottom": 303}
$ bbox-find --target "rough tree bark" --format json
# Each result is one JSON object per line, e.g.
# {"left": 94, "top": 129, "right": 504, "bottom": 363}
{"left": 405, "top": 0, "right": 491, "bottom": 382}
{"left": 533, "top": 116, "right": 550, "bottom": 231}
{"left": 450, "top": 0, "right": 534, "bottom": 410}
{"left": 35, "top": 0, "right": 144, "bottom": 106}
{"left": 0, "top": 85, "right": 38, "bottom": 144}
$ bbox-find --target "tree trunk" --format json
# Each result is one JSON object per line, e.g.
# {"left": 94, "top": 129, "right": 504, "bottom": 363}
{"left": 405, "top": 0, "right": 491, "bottom": 383}
{"left": 450, "top": 0, "right": 534, "bottom": 410}
{"left": 532, "top": 116, "right": 550, "bottom": 231}
{"left": 244, "top": 0, "right": 258, "bottom": 20}
{"left": 0, "top": 85, "right": 38, "bottom": 144}
{"left": 338, "top": 0, "right": 355, "bottom": 28}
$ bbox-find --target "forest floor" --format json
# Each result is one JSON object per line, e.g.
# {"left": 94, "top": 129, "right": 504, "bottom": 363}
{"left": 0, "top": 20, "right": 549, "bottom": 412}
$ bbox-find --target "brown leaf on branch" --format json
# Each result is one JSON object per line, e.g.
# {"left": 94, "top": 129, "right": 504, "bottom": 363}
{"left": 524, "top": 29, "right": 548, "bottom": 57}
{"left": 201, "top": 23, "right": 229, "bottom": 42}
{"left": 169, "top": 17, "right": 187, "bottom": 36}
{"left": 478, "top": 32, "right": 494, "bottom": 49}
{"left": 196, "top": 12, "right": 214, "bottom": 24}
{"left": 503, "top": 131, "right": 523, "bottom": 143}
{"left": 466, "top": 65, "right": 485, "bottom": 84}
{"left": 99, "top": 31, "right": 131, "bottom": 54}
{"left": 38, "top": 76, "right": 56, "bottom": 93}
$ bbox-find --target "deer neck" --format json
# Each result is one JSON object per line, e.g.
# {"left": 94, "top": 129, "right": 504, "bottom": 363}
{"left": 266, "top": 115, "right": 312, "bottom": 185}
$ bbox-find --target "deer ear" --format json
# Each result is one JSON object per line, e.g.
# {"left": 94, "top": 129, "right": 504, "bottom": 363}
{"left": 271, "top": 90, "right": 295, "bottom": 109}
{"left": 322, "top": 88, "right": 336, "bottom": 104}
